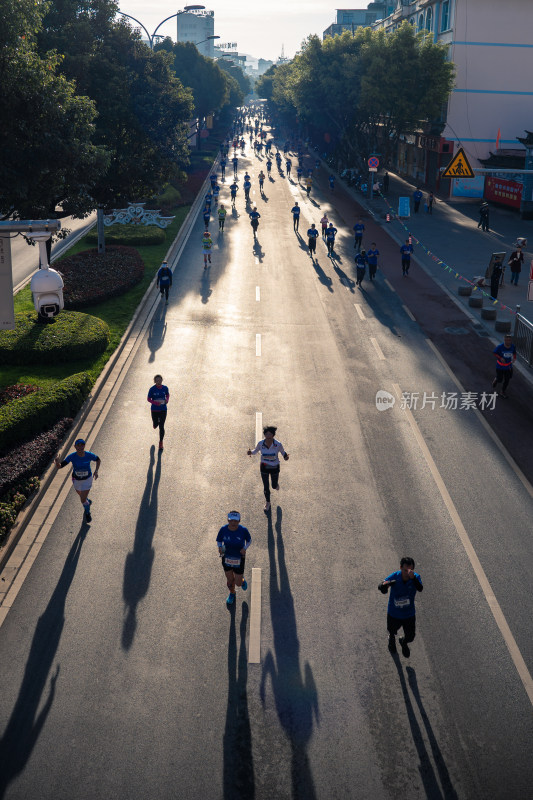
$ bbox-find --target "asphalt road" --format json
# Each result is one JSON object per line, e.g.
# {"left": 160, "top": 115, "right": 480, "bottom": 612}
{"left": 0, "top": 139, "right": 532, "bottom": 800}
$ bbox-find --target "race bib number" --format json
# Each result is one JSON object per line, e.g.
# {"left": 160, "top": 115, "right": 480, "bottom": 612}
{"left": 394, "top": 597, "right": 411, "bottom": 609}
{"left": 74, "top": 470, "right": 89, "bottom": 479}
{"left": 225, "top": 556, "right": 241, "bottom": 567}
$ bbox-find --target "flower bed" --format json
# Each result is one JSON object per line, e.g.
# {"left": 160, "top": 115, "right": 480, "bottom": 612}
{"left": 60, "top": 245, "right": 145, "bottom": 309}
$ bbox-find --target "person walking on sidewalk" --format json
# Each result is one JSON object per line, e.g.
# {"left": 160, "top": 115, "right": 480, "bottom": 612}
{"left": 508, "top": 246, "right": 524, "bottom": 285}
{"left": 353, "top": 219, "right": 365, "bottom": 252}
{"left": 492, "top": 335, "right": 516, "bottom": 398}
{"left": 247, "top": 425, "right": 289, "bottom": 512}
{"left": 217, "top": 511, "right": 251, "bottom": 606}
{"left": 307, "top": 223, "right": 319, "bottom": 258}
{"left": 291, "top": 203, "right": 301, "bottom": 231}
{"left": 413, "top": 188, "right": 423, "bottom": 213}
{"left": 426, "top": 191, "right": 434, "bottom": 214}
{"left": 490, "top": 256, "right": 503, "bottom": 300}
{"left": 378, "top": 557, "right": 423, "bottom": 658}
{"left": 147, "top": 374, "right": 169, "bottom": 451}
{"left": 382, "top": 172, "right": 390, "bottom": 193}
{"left": 55, "top": 439, "right": 100, "bottom": 523}
{"left": 367, "top": 243, "right": 379, "bottom": 280}
{"left": 156, "top": 261, "right": 172, "bottom": 305}
{"left": 478, "top": 201, "right": 490, "bottom": 232}
{"left": 355, "top": 250, "right": 368, "bottom": 287}
{"left": 400, "top": 239, "right": 414, "bottom": 276}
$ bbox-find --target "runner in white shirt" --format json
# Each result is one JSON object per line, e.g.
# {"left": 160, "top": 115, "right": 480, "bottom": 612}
{"left": 247, "top": 425, "right": 289, "bottom": 512}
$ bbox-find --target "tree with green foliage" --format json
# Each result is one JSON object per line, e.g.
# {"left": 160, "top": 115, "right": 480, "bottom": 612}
{"left": 0, "top": 0, "right": 108, "bottom": 221}
{"left": 217, "top": 59, "right": 252, "bottom": 98}
{"left": 256, "top": 64, "right": 277, "bottom": 101}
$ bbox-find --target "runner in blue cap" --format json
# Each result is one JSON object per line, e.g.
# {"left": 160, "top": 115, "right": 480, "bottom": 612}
{"left": 54, "top": 439, "right": 100, "bottom": 523}
{"left": 216, "top": 511, "right": 252, "bottom": 605}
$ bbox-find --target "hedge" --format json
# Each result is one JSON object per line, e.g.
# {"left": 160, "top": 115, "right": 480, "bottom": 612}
{"left": 0, "top": 417, "right": 73, "bottom": 496}
{"left": 0, "top": 477, "right": 40, "bottom": 542}
{"left": 0, "top": 311, "right": 110, "bottom": 365}
{"left": 0, "top": 372, "right": 93, "bottom": 456}
{"left": 85, "top": 224, "right": 166, "bottom": 247}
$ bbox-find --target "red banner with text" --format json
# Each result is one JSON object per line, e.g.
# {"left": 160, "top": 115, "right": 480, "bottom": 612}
{"left": 484, "top": 177, "right": 522, "bottom": 209}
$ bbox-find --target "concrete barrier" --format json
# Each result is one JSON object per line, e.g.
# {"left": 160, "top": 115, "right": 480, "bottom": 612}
{"left": 468, "top": 296, "right": 483, "bottom": 308}
{"left": 495, "top": 320, "right": 512, "bottom": 333}
{"left": 458, "top": 286, "right": 472, "bottom": 296}
{"left": 481, "top": 308, "right": 497, "bottom": 320}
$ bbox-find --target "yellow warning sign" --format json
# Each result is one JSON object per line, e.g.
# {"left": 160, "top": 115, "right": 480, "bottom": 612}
{"left": 441, "top": 147, "right": 475, "bottom": 179}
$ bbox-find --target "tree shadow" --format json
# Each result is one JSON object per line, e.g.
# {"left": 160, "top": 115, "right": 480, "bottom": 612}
{"left": 223, "top": 602, "right": 255, "bottom": 799}
{"left": 332, "top": 261, "right": 355, "bottom": 293}
{"left": 121, "top": 445, "right": 161, "bottom": 650}
{"left": 0, "top": 525, "right": 88, "bottom": 799}
{"left": 260, "top": 507, "right": 319, "bottom": 799}
{"left": 147, "top": 301, "right": 168, "bottom": 364}
{"left": 392, "top": 657, "right": 458, "bottom": 799}
{"left": 311, "top": 258, "right": 334, "bottom": 293}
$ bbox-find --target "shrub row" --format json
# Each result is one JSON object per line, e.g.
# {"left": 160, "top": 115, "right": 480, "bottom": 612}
{"left": 0, "top": 372, "right": 93, "bottom": 456}
{"left": 0, "top": 311, "right": 110, "bottom": 365}
{"left": 85, "top": 224, "right": 166, "bottom": 247}
{"left": 59, "top": 246, "right": 145, "bottom": 309}
{"left": 0, "top": 383, "right": 41, "bottom": 406}
{"left": 0, "top": 417, "right": 73, "bottom": 497}
{"left": 0, "top": 477, "right": 40, "bottom": 542}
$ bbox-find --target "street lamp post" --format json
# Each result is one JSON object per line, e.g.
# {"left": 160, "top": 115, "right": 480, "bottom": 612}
{"left": 117, "top": 5, "right": 205, "bottom": 49}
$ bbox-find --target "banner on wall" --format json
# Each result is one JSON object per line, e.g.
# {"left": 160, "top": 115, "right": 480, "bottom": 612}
{"left": 453, "top": 175, "right": 485, "bottom": 198}
{"left": 484, "top": 177, "right": 523, "bottom": 209}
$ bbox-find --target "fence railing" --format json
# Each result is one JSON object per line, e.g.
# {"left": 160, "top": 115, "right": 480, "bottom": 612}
{"left": 513, "top": 307, "right": 533, "bottom": 366}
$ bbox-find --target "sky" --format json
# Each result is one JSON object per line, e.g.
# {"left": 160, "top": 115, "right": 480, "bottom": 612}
{"left": 117, "top": 0, "right": 336, "bottom": 62}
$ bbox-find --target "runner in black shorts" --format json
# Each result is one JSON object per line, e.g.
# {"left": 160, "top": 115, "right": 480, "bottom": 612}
{"left": 217, "top": 511, "right": 252, "bottom": 605}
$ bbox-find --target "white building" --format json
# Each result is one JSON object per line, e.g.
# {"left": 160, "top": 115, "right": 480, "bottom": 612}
{"left": 372, "top": 0, "right": 533, "bottom": 200}
{"left": 177, "top": 9, "right": 215, "bottom": 58}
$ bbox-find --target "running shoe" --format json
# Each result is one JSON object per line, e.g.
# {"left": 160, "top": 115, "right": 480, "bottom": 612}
{"left": 85, "top": 510, "right": 92, "bottom": 523}
{"left": 399, "top": 636, "right": 410, "bottom": 658}
{"left": 226, "top": 593, "right": 235, "bottom": 605}
{"left": 242, "top": 580, "right": 248, "bottom": 591}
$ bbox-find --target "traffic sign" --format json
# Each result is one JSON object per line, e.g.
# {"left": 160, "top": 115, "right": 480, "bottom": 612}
{"left": 368, "top": 167, "right": 377, "bottom": 172}
{"left": 441, "top": 147, "right": 475, "bottom": 179}
{"left": 368, "top": 156, "right": 379, "bottom": 170}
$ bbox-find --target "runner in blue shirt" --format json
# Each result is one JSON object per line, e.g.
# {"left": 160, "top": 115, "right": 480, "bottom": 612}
{"left": 217, "top": 511, "right": 252, "bottom": 605}
{"left": 286, "top": 158, "right": 292, "bottom": 177}
{"left": 230, "top": 182, "right": 238, "bottom": 206}
{"left": 355, "top": 250, "right": 368, "bottom": 287}
{"left": 55, "top": 439, "right": 100, "bottom": 522}
{"left": 249, "top": 207, "right": 260, "bottom": 238}
{"left": 291, "top": 203, "right": 300, "bottom": 231}
{"left": 307, "top": 223, "right": 319, "bottom": 257}
{"left": 202, "top": 206, "right": 210, "bottom": 229}
{"left": 492, "top": 334, "right": 517, "bottom": 397}
{"left": 205, "top": 190, "right": 212, "bottom": 209}
{"left": 353, "top": 220, "right": 365, "bottom": 252}
{"left": 400, "top": 239, "right": 414, "bottom": 275}
{"left": 147, "top": 374, "right": 170, "bottom": 450}
{"left": 156, "top": 261, "right": 173, "bottom": 304}
{"left": 220, "top": 157, "right": 226, "bottom": 180}
{"left": 232, "top": 155, "right": 238, "bottom": 177}
{"left": 266, "top": 158, "right": 272, "bottom": 176}
{"left": 379, "top": 557, "right": 423, "bottom": 657}
{"left": 329, "top": 174, "right": 335, "bottom": 191}
{"left": 366, "top": 243, "right": 379, "bottom": 280}
{"left": 243, "top": 178, "right": 251, "bottom": 201}
{"left": 325, "top": 223, "right": 338, "bottom": 255}
{"left": 212, "top": 183, "right": 220, "bottom": 205}
{"left": 296, "top": 165, "right": 303, "bottom": 182}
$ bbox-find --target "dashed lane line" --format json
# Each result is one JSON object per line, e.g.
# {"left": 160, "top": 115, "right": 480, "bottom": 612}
{"left": 384, "top": 278, "right": 396, "bottom": 293}
{"left": 256, "top": 334, "right": 261, "bottom": 357}
{"left": 249, "top": 567, "right": 262, "bottom": 663}
{"left": 354, "top": 304, "right": 366, "bottom": 321}
{"left": 370, "top": 337, "right": 386, "bottom": 360}
{"left": 256, "top": 286, "right": 260, "bottom": 302}
{"left": 403, "top": 304, "right": 416, "bottom": 322}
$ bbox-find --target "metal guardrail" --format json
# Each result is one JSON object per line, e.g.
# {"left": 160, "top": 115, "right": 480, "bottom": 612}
{"left": 513, "top": 306, "right": 533, "bottom": 366}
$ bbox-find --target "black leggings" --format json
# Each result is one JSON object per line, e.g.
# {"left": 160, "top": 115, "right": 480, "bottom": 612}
{"left": 151, "top": 410, "right": 167, "bottom": 440}
{"left": 159, "top": 285, "right": 169, "bottom": 301}
{"left": 261, "top": 466, "right": 279, "bottom": 501}
{"left": 495, "top": 367, "right": 512, "bottom": 392}
{"left": 387, "top": 614, "right": 416, "bottom": 643}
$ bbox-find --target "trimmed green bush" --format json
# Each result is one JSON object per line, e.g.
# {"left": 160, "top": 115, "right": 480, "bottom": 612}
{"left": 0, "top": 372, "right": 93, "bottom": 456}
{"left": 85, "top": 224, "right": 166, "bottom": 246}
{"left": 0, "top": 311, "right": 110, "bottom": 365}
{"left": 0, "top": 477, "right": 40, "bottom": 541}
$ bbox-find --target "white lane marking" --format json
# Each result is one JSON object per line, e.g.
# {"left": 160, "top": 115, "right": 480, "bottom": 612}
{"left": 384, "top": 278, "right": 396, "bottom": 293}
{"left": 392, "top": 382, "right": 533, "bottom": 707}
{"left": 256, "top": 334, "right": 261, "bottom": 356}
{"left": 425, "top": 338, "right": 533, "bottom": 502}
{"left": 249, "top": 567, "right": 262, "bottom": 663}
{"left": 256, "top": 286, "right": 260, "bottom": 302}
{"left": 370, "top": 337, "right": 386, "bottom": 360}
{"left": 403, "top": 304, "right": 416, "bottom": 322}
{"left": 354, "top": 304, "right": 366, "bottom": 321}
{"left": 255, "top": 412, "right": 262, "bottom": 445}
{"left": 255, "top": 257, "right": 259, "bottom": 265}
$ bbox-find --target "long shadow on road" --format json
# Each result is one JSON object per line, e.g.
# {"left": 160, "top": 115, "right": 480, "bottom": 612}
{"left": 121, "top": 445, "right": 161, "bottom": 650}
{"left": 223, "top": 601, "right": 254, "bottom": 799}
{"left": 260, "top": 507, "right": 319, "bottom": 799}
{"left": 0, "top": 525, "right": 87, "bottom": 799}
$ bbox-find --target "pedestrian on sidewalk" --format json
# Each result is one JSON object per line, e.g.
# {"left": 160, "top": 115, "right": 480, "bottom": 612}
{"left": 147, "top": 374, "right": 169, "bottom": 451}
{"left": 156, "top": 261, "right": 173, "bottom": 304}
{"left": 383, "top": 172, "right": 390, "bottom": 193}
{"left": 217, "top": 511, "right": 251, "bottom": 606}
{"left": 478, "top": 201, "right": 490, "bottom": 232}
{"left": 490, "top": 256, "right": 503, "bottom": 300}
{"left": 413, "top": 188, "right": 423, "bottom": 213}
{"left": 307, "top": 223, "right": 319, "bottom": 257}
{"left": 247, "top": 425, "right": 289, "bottom": 513}
{"left": 400, "top": 239, "right": 414, "bottom": 276}
{"left": 492, "top": 334, "right": 516, "bottom": 398}
{"left": 379, "top": 557, "right": 423, "bottom": 658}
{"left": 367, "top": 243, "right": 380, "bottom": 280}
{"left": 508, "top": 246, "right": 524, "bottom": 285}
{"left": 353, "top": 219, "right": 365, "bottom": 252}
{"left": 426, "top": 191, "right": 434, "bottom": 214}
{"left": 54, "top": 439, "right": 100, "bottom": 523}
{"left": 355, "top": 250, "right": 368, "bottom": 287}
{"left": 291, "top": 202, "right": 301, "bottom": 231}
